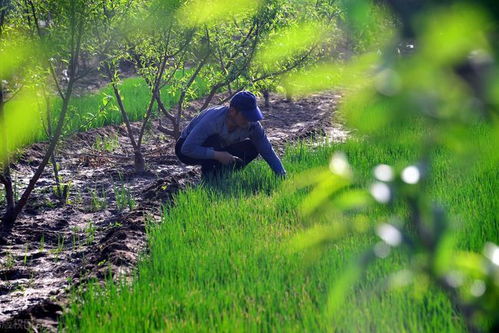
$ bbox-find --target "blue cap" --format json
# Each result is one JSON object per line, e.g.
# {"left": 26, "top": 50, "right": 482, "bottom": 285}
{"left": 230, "top": 91, "right": 264, "bottom": 122}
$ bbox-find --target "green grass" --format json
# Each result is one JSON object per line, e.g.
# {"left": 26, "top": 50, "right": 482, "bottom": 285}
{"left": 30, "top": 71, "right": 211, "bottom": 144}
{"left": 62, "top": 122, "right": 497, "bottom": 332}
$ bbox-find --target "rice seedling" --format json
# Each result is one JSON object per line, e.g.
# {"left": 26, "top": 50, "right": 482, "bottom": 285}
{"left": 114, "top": 184, "right": 136, "bottom": 212}
{"left": 93, "top": 134, "right": 120, "bottom": 153}
{"left": 89, "top": 188, "right": 108, "bottom": 212}
{"left": 85, "top": 221, "right": 97, "bottom": 246}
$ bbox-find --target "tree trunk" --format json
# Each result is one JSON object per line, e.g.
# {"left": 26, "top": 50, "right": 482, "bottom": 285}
{"left": 173, "top": 118, "right": 180, "bottom": 140}
{"left": 262, "top": 89, "right": 270, "bottom": 108}
{"left": 106, "top": 65, "right": 146, "bottom": 173}
{"left": 1, "top": 168, "right": 15, "bottom": 217}
{"left": 0, "top": 83, "right": 15, "bottom": 226}
{"left": 0, "top": 168, "right": 16, "bottom": 228}
{"left": 45, "top": 94, "right": 63, "bottom": 198}
{"left": 134, "top": 151, "right": 145, "bottom": 173}
{"left": 200, "top": 83, "right": 223, "bottom": 111}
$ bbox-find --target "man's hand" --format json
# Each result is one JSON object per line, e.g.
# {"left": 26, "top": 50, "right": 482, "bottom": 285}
{"left": 214, "top": 151, "right": 240, "bottom": 165}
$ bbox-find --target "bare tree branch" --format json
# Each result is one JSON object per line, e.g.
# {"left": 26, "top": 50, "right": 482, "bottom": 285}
{"left": 157, "top": 119, "right": 175, "bottom": 137}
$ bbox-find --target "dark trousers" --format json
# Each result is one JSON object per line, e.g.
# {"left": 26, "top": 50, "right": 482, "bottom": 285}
{"left": 175, "top": 135, "right": 259, "bottom": 176}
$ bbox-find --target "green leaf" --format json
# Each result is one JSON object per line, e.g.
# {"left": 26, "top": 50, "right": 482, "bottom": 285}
{"left": 1, "top": 87, "right": 44, "bottom": 162}
{"left": 299, "top": 173, "right": 350, "bottom": 217}
{"left": 331, "top": 189, "right": 373, "bottom": 211}
{"left": 177, "top": 0, "right": 262, "bottom": 27}
{"left": 255, "top": 21, "right": 327, "bottom": 69}
{"left": 420, "top": 5, "right": 490, "bottom": 66}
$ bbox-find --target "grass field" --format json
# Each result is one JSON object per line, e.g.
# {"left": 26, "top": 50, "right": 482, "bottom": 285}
{"left": 62, "top": 119, "right": 497, "bottom": 332}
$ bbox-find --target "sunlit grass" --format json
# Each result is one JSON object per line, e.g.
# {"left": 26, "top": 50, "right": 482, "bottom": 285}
{"left": 62, "top": 120, "right": 496, "bottom": 332}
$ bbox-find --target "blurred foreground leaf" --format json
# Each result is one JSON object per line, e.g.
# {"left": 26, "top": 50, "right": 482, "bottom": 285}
{"left": 282, "top": 52, "right": 378, "bottom": 97}
{"left": 255, "top": 21, "right": 328, "bottom": 70}
{"left": 1, "top": 87, "right": 43, "bottom": 161}
{"left": 177, "top": 0, "right": 262, "bottom": 27}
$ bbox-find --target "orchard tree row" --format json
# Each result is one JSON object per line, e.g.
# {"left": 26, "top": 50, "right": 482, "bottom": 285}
{"left": 0, "top": 0, "right": 352, "bottom": 229}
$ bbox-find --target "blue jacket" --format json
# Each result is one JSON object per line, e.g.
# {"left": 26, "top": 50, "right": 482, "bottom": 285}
{"left": 180, "top": 106, "right": 286, "bottom": 175}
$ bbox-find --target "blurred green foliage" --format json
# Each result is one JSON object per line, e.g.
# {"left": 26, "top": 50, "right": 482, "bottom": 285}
{"left": 2, "top": 0, "right": 498, "bottom": 330}
{"left": 285, "top": 1, "right": 499, "bottom": 332}
{"left": 255, "top": 21, "right": 328, "bottom": 69}
{"left": 0, "top": 29, "right": 44, "bottom": 163}
{"left": 1, "top": 87, "right": 43, "bottom": 156}
{"left": 178, "top": 0, "right": 262, "bottom": 27}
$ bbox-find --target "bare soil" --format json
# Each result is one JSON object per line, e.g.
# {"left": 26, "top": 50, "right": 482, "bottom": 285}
{"left": 0, "top": 91, "right": 345, "bottom": 332}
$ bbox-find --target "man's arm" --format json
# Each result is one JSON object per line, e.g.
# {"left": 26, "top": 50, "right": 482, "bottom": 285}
{"left": 181, "top": 118, "right": 240, "bottom": 165}
{"left": 250, "top": 122, "right": 286, "bottom": 176}
{"left": 180, "top": 121, "right": 216, "bottom": 160}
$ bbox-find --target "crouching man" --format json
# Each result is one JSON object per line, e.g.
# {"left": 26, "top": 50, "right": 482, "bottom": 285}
{"left": 175, "top": 91, "right": 286, "bottom": 179}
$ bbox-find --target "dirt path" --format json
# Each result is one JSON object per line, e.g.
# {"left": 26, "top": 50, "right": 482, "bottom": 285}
{"left": 0, "top": 92, "right": 345, "bottom": 332}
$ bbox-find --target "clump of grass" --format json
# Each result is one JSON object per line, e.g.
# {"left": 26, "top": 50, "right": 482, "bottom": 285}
{"left": 89, "top": 188, "right": 108, "bottom": 212}
{"left": 23, "top": 244, "right": 29, "bottom": 265}
{"left": 93, "top": 134, "right": 120, "bottom": 153}
{"left": 114, "top": 184, "right": 136, "bottom": 212}
{"left": 38, "top": 234, "right": 45, "bottom": 252}
{"left": 52, "top": 182, "right": 72, "bottom": 204}
{"left": 51, "top": 235, "right": 66, "bottom": 261}
{"left": 2, "top": 253, "right": 15, "bottom": 270}
{"left": 85, "top": 221, "right": 97, "bottom": 245}
{"left": 71, "top": 226, "right": 81, "bottom": 250}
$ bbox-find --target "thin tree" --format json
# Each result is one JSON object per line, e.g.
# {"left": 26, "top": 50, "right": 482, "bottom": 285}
{"left": 1, "top": 0, "right": 97, "bottom": 230}
{"left": 93, "top": 0, "right": 195, "bottom": 170}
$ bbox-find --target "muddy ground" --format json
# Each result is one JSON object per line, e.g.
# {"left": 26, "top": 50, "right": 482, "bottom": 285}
{"left": 0, "top": 91, "right": 346, "bottom": 332}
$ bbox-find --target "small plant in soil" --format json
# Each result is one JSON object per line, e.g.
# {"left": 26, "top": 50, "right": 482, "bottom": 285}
{"left": 93, "top": 134, "right": 120, "bottom": 153}
{"left": 2, "top": 252, "right": 15, "bottom": 270}
{"left": 71, "top": 226, "right": 81, "bottom": 250}
{"left": 74, "top": 190, "right": 84, "bottom": 207}
{"left": 85, "top": 221, "right": 96, "bottom": 245}
{"left": 89, "top": 188, "right": 108, "bottom": 212}
{"left": 51, "top": 235, "right": 65, "bottom": 261}
{"left": 27, "top": 274, "right": 35, "bottom": 289}
{"left": 107, "top": 221, "right": 122, "bottom": 231}
{"left": 43, "top": 198, "right": 57, "bottom": 209}
{"left": 114, "top": 184, "right": 136, "bottom": 212}
{"left": 39, "top": 234, "right": 45, "bottom": 252}
{"left": 23, "top": 244, "right": 29, "bottom": 265}
{"left": 52, "top": 182, "right": 72, "bottom": 204}
{"left": 14, "top": 284, "right": 26, "bottom": 295}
